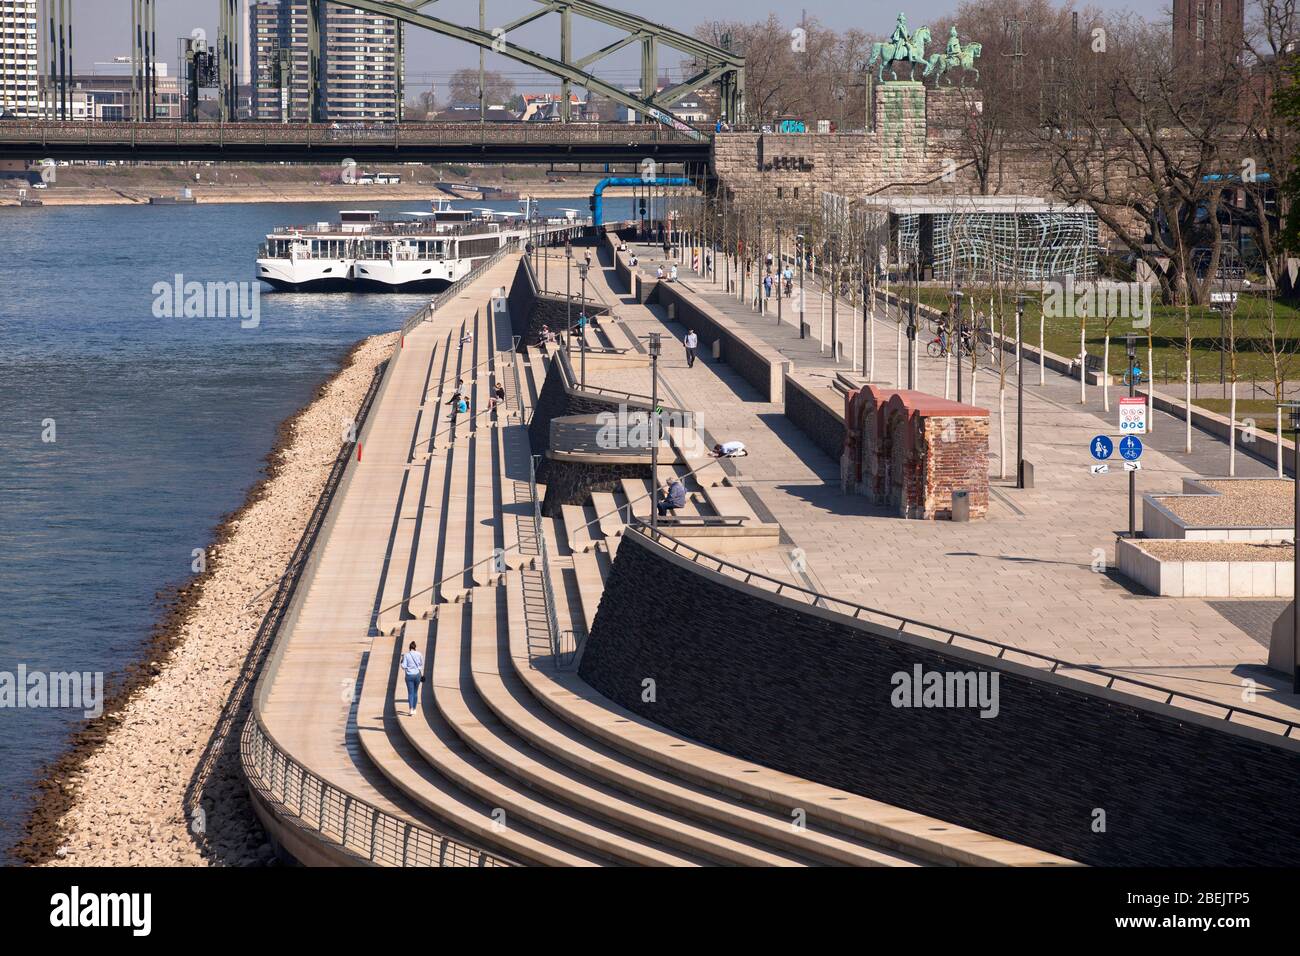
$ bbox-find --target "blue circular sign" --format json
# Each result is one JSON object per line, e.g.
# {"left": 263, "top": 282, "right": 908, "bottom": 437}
{"left": 1119, "top": 435, "right": 1144, "bottom": 461}
{"left": 1090, "top": 435, "right": 1114, "bottom": 461}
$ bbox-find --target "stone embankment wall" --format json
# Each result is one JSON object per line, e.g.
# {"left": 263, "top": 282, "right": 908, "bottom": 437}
{"left": 580, "top": 530, "right": 1300, "bottom": 867}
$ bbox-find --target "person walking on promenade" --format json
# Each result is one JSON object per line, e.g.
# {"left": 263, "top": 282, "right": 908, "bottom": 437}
{"left": 670, "top": 263, "right": 678, "bottom": 282}
{"left": 684, "top": 329, "right": 699, "bottom": 368}
{"left": 400, "top": 641, "right": 425, "bottom": 717}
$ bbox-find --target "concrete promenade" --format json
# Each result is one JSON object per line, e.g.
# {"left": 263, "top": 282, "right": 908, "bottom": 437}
{"left": 578, "top": 241, "right": 1300, "bottom": 729}
{"left": 256, "top": 255, "right": 524, "bottom": 840}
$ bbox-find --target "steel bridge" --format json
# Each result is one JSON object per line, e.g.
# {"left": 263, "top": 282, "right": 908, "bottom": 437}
{"left": 31, "top": 0, "right": 743, "bottom": 135}
{"left": 0, "top": 120, "right": 712, "bottom": 164}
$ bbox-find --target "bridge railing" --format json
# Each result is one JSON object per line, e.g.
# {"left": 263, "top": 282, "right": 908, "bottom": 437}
{"left": 0, "top": 121, "right": 705, "bottom": 147}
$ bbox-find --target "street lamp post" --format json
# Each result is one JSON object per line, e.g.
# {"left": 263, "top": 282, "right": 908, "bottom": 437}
{"left": 578, "top": 262, "right": 589, "bottom": 388}
{"left": 648, "top": 332, "right": 661, "bottom": 537}
{"left": 1016, "top": 293, "right": 1028, "bottom": 489}
{"left": 1127, "top": 333, "right": 1138, "bottom": 538}
{"left": 564, "top": 240, "right": 573, "bottom": 351}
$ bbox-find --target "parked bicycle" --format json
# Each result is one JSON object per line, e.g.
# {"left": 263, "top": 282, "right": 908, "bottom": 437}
{"left": 1121, "top": 361, "right": 1148, "bottom": 388}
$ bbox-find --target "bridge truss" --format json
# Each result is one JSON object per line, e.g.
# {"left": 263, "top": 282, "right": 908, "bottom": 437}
{"left": 312, "top": 1, "right": 744, "bottom": 132}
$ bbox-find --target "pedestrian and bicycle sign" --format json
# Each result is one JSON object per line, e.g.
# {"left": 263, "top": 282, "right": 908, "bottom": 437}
{"left": 1119, "top": 435, "right": 1143, "bottom": 460}
{"left": 1090, "top": 435, "right": 1113, "bottom": 460}
{"left": 1119, "top": 396, "right": 1147, "bottom": 434}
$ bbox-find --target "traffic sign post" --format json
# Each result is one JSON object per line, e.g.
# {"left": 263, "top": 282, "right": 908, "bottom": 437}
{"left": 1123, "top": 337, "right": 1143, "bottom": 537}
{"left": 1119, "top": 396, "right": 1147, "bottom": 434}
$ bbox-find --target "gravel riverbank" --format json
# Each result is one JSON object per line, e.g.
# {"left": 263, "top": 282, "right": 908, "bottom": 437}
{"left": 15, "top": 330, "right": 398, "bottom": 867}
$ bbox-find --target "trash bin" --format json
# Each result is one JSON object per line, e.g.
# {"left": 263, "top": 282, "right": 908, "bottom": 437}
{"left": 951, "top": 490, "right": 970, "bottom": 522}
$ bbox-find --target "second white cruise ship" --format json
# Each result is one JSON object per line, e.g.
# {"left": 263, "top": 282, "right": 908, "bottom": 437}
{"left": 255, "top": 199, "right": 573, "bottom": 292}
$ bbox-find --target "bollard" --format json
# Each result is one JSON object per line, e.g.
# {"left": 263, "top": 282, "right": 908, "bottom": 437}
{"left": 357, "top": 442, "right": 363, "bottom": 463}
{"left": 951, "top": 489, "right": 970, "bottom": 522}
{"left": 668, "top": 303, "right": 676, "bottom": 321}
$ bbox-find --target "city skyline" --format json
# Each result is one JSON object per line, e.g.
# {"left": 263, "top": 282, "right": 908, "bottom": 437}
{"left": 25, "top": 0, "right": 1173, "bottom": 102}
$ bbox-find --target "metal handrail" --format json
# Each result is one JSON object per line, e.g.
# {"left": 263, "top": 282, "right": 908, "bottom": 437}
{"left": 401, "top": 239, "right": 519, "bottom": 335}
{"left": 528, "top": 454, "right": 563, "bottom": 660}
{"left": 237, "top": 336, "right": 512, "bottom": 866}
{"left": 631, "top": 524, "right": 1300, "bottom": 741}
{"left": 240, "top": 717, "right": 507, "bottom": 867}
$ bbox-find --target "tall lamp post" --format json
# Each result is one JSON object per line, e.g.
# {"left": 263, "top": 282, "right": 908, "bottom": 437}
{"left": 577, "top": 261, "right": 590, "bottom": 388}
{"left": 1016, "top": 293, "right": 1028, "bottom": 488}
{"left": 648, "top": 332, "right": 662, "bottom": 537}
{"left": 1126, "top": 333, "right": 1138, "bottom": 539}
{"left": 564, "top": 240, "right": 573, "bottom": 351}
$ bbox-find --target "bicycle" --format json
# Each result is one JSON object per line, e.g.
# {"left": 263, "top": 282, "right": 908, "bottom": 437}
{"left": 926, "top": 331, "right": 951, "bottom": 358}
{"left": 1121, "top": 363, "right": 1148, "bottom": 388}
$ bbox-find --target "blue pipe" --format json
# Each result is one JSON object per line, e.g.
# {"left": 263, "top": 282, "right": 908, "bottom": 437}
{"left": 591, "top": 176, "right": 690, "bottom": 226}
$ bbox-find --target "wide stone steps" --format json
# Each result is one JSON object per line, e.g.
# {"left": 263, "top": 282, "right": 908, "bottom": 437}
{"left": 432, "top": 587, "right": 826, "bottom": 865}
{"left": 358, "top": 627, "right": 604, "bottom": 867}
{"left": 495, "top": 574, "right": 926, "bottom": 866}
{"left": 414, "top": 596, "right": 715, "bottom": 866}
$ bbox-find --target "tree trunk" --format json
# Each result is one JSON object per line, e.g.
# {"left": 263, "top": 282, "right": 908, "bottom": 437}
{"left": 1228, "top": 380, "right": 1237, "bottom": 477}
{"left": 945, "top": 349, "right": 952, "bottom": 400}
{"left": 1102, "top": 333, "right": 1111, "bottom": 413}
{"left": 895, "top": 322, "right": 902, "bottom": 386}
{"left": 1039, "top": 314, "right": 1045, "bottom": 386}
{"left": 1184, "top": 356, "right": 1193, "bottom": 454}
{"left": 1146, "top": 339, "right": 1154, "bottom": 435}
{"left": 998, "top": 382, "right": 1007, "bottom": 480}
{"left": 1079, "top": 324, "right": 1087, "bottom": 405}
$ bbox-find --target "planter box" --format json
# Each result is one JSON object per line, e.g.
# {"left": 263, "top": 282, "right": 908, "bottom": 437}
{"left": 1117, "top": 537, "right": 1294, "bottom": 597}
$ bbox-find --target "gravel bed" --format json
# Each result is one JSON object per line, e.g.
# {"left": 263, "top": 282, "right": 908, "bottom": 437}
{"left": 1136, "top": 540, "right": 1295, "bottom": 562}
{"left": 1156, "top": 478, "right": 1295, "bottom": 527}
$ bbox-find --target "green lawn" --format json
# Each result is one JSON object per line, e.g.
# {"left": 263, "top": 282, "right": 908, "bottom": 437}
{"left": 906, "top": 287, "right": 1300, "bottom": 387}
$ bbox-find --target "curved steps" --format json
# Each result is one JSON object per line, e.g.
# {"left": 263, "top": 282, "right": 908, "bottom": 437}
{"left": 394, "top": 604, "right": 702, "bottom": 866}
{"left": 355, "top": 630, "right": 598, "bottom": 866}
{"left": 486, "top": 576, "right": 926, "bottom": 866}
{"left": 445, "top": 587, "right": 820, "bottom": 866}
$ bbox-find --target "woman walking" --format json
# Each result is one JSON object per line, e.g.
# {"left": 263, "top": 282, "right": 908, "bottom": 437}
{"left": 400, "top": 641, "right": 424, "bottom": 717}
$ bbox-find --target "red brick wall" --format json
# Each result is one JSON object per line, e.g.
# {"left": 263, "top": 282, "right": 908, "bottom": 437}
{"left": 842, "top": 386, "right": 989, "bottom": 519}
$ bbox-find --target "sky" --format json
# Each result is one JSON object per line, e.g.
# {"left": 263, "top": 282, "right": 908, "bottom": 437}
{"left": 55, "top": 0, "right": 1172, "bottom": 100}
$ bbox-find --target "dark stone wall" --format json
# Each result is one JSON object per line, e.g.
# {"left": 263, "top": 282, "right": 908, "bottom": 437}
{"left": 580, "top": 533, "right": 1300, "bottom": 866}
{"left": 541, "top": 456, "right": 649, "bottom": 516}
{"left": 527, "top": 353, "right": 647, "bottom": 483}
{"left": 784, "top": 375, "right": 845, "bottom": 463}
{"left": 506, "top": 257, "right": 609, "bottom": 347}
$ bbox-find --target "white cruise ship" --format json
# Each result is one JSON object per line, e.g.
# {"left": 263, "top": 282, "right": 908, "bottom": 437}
{"left": 256, "top": 199, "right": 565, "bottom": 292}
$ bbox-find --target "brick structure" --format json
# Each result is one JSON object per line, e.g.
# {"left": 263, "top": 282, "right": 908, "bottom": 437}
{"left": 841, "top": 384, "right": 989, "bottom": 520}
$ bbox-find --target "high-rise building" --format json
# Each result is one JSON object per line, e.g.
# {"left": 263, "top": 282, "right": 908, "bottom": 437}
{"left": 1172, "top": 0, "right": 1245, "bottom": 63}
{"left": 251, "top": 1, "right": 402, "bottom": 122}
{"left": 0, "top": 0, "right": 39, "bottom": 117}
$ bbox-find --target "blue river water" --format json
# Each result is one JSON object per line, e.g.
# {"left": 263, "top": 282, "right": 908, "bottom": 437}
{"left": 0, "top": 194, "right": 633, "bottom": 860}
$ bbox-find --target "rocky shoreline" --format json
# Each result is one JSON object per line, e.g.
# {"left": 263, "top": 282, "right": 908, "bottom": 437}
{"left": 15, "top": 330, "right": 398, "bottom": 867}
